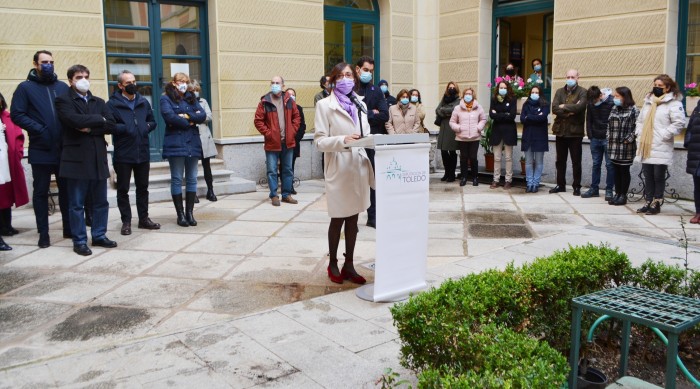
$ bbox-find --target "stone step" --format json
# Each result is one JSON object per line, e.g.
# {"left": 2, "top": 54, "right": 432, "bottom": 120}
{"left": 605, "top": 376, "right": 662, "bottom": 389}
{"left": 117, "top": 169, "right": 237, "bottom": 190}
{"left": 146, "top": 158, "right": 225, "bottom": 177}
{"left": 106, "top": 177, "right": 256, "bottom": 207}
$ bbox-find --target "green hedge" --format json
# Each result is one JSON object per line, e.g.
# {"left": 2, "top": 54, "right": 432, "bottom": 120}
{"left": 390, "top": 243, "right": 696, "bottom": 387}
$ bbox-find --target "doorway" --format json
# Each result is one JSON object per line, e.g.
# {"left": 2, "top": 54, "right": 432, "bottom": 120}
{"left": 103, "top": 0, "right": 209, "bottom": 161}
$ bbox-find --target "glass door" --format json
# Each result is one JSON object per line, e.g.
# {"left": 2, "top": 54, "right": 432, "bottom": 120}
{"left": 104, "top": 0, "right": 208, "bottom": 161}
{"left": 323, "top": 1, "right": 380, "bottom": 76}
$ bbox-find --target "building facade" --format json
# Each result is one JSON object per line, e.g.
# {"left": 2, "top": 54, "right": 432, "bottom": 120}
{"left": 1, "top": 0, "right": 697, "bottom": 196}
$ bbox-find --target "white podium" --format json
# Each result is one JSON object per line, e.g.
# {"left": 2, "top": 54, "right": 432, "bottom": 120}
{"left": 347, "top": 133, "right": 431, "bottom": 302}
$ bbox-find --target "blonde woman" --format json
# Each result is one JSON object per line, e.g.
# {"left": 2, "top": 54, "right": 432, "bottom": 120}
{"left": 450, "top": 88, "right": 487, "bottom": 186}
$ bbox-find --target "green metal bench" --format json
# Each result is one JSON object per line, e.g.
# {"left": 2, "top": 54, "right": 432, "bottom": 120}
{"left": 569, "top": 286, "right": 700, "bottom": 389}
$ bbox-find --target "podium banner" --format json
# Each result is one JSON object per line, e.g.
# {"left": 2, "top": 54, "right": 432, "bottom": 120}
{"left": 373, "top": 143, "right": 430, "bottom": 302}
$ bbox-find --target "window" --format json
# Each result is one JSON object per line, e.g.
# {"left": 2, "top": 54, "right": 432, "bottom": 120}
{"left": 680, "top": 0, "right": 700, "bottom": 87}
{"left": 323, "top": 0, "right": 380, "bottom": 76}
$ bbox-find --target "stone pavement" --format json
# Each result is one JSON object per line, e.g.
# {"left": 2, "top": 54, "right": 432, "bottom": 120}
{"left": 1, "top": 175, "right": 699, "bottom": 388}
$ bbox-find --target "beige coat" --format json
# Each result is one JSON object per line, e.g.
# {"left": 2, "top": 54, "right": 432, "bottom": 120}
{"left": 414, "top": 103, "right": 426, "bottom": 133}
{"left": 385, "top": 103, "right": 420, "bottom": 134}
{"left": 314, "top": 93, "right": 375, "bottom": 218}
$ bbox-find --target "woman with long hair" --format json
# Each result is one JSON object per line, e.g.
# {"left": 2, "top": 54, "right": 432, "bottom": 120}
{"left": 314, "top": 62, "right": 373, "bottom": 285}
{"left": 634, "top": 74, "right": 686, "bottom": 215}
{"left": 190, "top": 80, "right": 218, "bottom": 202}
{"left": 408, "top": 89, "right": 426, "bottom": 133}
{"left": 450, "top": 87, "right": 487, "bottom": 187}
{"left": 607, "top": 87, "right": 638, "bottom": 206}
{"left": 436, "top": 82, "right": 460, "bottom": 182}
{"left": 160, "top": 72, "right": 207, "bottom": 227}
{"left": 488, "top": 81, "right": 517, "bottom": 189}
{"left": 520, "top": 85, "right": 550, "bottom": 193}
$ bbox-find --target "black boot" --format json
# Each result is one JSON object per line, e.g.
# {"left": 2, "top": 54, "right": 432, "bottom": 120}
{"left": 206, "top": 180, "right": 217, "bottom": 202}
{"left": 636, "top": 200, "right": 652, "bottom": 214}
{"left": 172, "top": 194, "right": 189, "bottom": 227}
{"left": 471, "top": 159, "right": 479, "bottom": 186}
{"left": 645, "top": 198, "right": 662, "bottom": 215}
{"left": 459, "top": 177, "right": 467, "bottom": 186}
{"left": 0, "top": 208, "right": 18, "bottom": 236}
{"left": 0, "top": 236, "right": 11, "bottom": 251}
{"left": 185, "top": 191, "right": 198, "bottom": 226}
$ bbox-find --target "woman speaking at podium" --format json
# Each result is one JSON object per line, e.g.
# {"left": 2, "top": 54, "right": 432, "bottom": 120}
{"left": 314, "top": 62, "right": 374, "bottom": 285}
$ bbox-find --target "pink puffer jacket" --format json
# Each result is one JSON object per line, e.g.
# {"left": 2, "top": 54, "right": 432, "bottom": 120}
{"left": 449, "top": 100, "right": 487, "bottom": 141}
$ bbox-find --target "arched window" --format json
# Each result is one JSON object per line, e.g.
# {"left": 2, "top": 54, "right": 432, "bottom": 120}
{"left": 324, "top": 0, "right": 380, "bottom": 77}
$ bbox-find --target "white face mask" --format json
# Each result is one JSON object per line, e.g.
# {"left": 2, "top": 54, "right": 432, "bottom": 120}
{"left": 177, "top": 83, "right": 188, "bottom": 93}
{"left": 75, "top": 78, "right": 90, "bottom": 93}
{"left": 194, "top": 91, "right": 200, "bottom": 98}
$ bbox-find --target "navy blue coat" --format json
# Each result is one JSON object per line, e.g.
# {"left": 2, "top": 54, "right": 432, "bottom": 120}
{"left": 685, "top": 104, "right": 700, "bottom": 176}
{"left": 520, "top": 98, "right": 550, "bottom": 153}
{"left": 160, "top": 92, "right": 206, "bottom": 159}
{"left": 55, "top": 89, "right": 116, "bottom": 180}
{"left": 586, "top": 94, "right": 614, "bottom": 139}
{"left": 108, "top": 91, "right": 157, "bottom": 164}
{"left": 357, "top": 82, "right": 389, "bottom": 135}
{"left": 10, "top": 70, "right": 70, "bottom": 164}
{"left": 489, "top": 97, "right": 518, "bottom": 146}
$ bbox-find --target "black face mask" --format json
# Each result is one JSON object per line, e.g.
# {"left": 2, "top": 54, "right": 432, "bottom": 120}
{"left": 447, "top": 88, "right": 457, "bottom": 96}
{"left": 505, "top": 68, "right": 515, "bottom": 76}
{"left": 124, "top": 83, "right": 138, "bottom": 95}
{"left": 652, "top": 86, "right": 665, "bottom": 97}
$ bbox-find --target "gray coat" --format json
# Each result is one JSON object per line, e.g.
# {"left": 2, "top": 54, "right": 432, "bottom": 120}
{"left": 436, "top": 97, "right": 460, "bottom": 151}
{"left": 197, "top": 98, "right": 217, "bottom": 159}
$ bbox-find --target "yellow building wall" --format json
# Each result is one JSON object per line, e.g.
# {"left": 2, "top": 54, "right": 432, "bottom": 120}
{"left": 210, "top": 0, "right": 324, "bottom": 138}
{"left": 551, "top": 0, "right": 671, "bottom": 105}
{"left": 382, "top": 0, "right": 415, "bottom": 94}
{"left": 0, "top": 1, "right": 108, "bottom": 106}
{"left": 438, "top": 0, "right": 481, "bottom": 98}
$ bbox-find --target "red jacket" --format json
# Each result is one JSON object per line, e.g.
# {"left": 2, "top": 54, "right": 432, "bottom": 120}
{"left": 0, "top": 110, "right": 29, "bottom": 208}
{"left": 254, "top": 92, "right": 300, "bottom": 151}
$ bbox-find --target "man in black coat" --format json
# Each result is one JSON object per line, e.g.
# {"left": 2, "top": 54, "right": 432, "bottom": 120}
{"left": 355, "top": 56, "right": 389, "bottom": 228}
{"left": 55, "top": 64, "right": 117, "bottom": 256}
{"left": 10, "top": 50, "right": 71, "bottom": 248}
{"left": 108, "top": 70, "right": 160, "bottom": 236}
{"left": 582, "top": 86, "right": 615, "bottom": 201}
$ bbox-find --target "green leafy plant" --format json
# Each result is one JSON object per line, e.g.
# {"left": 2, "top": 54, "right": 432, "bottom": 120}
{"left": 479, "top": 119, "right": 493, "bottom": 154}
{"left": 376, "top": 368, "right": 412, "bottom": 389}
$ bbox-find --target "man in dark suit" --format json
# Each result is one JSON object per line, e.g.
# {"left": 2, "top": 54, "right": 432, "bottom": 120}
{"left": 55, "top": 64, "right": 116, "bottom": 256}
{"left": 355, "top": 56, "right": 389, "bottom": 228}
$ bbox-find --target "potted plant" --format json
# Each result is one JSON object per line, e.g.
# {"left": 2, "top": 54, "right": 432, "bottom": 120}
{"left": 520, "top": 155, "right": 526, "bottom": 175}
{"left": 480, "top": 118, "right": 494, "bottom": 172}
{"left": 489, "top": 76, "right": 539, "bottom": 114}
{"left": 685, "top": 82, "right": 700, "bottom": 116}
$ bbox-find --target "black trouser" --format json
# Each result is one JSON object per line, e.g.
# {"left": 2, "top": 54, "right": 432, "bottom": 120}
{"left": 694, "top": 175, "right": 700, "bottom": 213}
{"left": 201, "top": 157, "right": 214, "bottom": 190}
{"left": 365, "top": 148, "right": 376, "bottom": 221}
{"left": 31, "top": 163, "right": 70, "bottom": 235}
{"left": 441, "top": 150, "right": 458, "bottom": 179}
{"left": 458, "top": 141, "right": 480, "bottom": 179}
{"left": 114, "top": 161, "right": 151, "bottom": 223}
{"left": 555, "top": 136, "right": 583, "bottom": 189}
{"left": 642, "top": 163, "right": 667, "bottom": 201}
{"left": 613, "top": 163, "right": 632, "bottom": 196}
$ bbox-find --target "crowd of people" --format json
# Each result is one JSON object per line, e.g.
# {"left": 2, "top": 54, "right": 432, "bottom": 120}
{"left": 2, "top": 50, "right": 700, "bottom": 276}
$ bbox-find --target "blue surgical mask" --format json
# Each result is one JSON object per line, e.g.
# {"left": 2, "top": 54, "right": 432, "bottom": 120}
{"left": 410, "top": 96, "right": 419, "bottom": 103}
{"left": 530, "top": 93, "right": 540, "bottom": 101}
{"left": 380, "top": 85, "right": 388, "bottom": 93}
{"left": 400, "top": 98, "right": 409, "bottom": 105}
{"left": 613, "top": 98, "right": 622, "bottom": 106}
{"left": 464, "top": 95, "right": 473, "bottom": 103}
{"left": 360, "top": 71, "right": 372, "bottom": 84}
{"left": 566, "top": 79, "right": 577, "bottom": 87}
{"left": 534, "top": 64, "right": 542, "bottom": 72}
{"left": 498, "top": 88, "right": 507, "bottom": 96}
{"left": 271, "top": 84, "right": 282, "bottom": 94}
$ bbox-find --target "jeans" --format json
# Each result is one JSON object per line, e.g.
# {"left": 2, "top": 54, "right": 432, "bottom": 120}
{"left": 589, "top": 138, "right": 614, "bottom": 191}
{"left": 365, "top": 148, "right": 376, "bottom": 221}
{"left": 642, "top": 163, "right": 667, "bottom": 201}
{"left": 555, "top": 136, "right": 583, "bottom": 188}
{"left": 31, "top": 163, "right": 70, "bottom": 235}
{"left": 114, "top": 161, "right": 150, "bottom": 222}
{"left": 168, "top": 156, "right": 199, "bottom": 195}
{"left": 66, "top": 178, "right": 108, "bottom": 245}
{"left": 265, "top": 144, "right": 294, "bottom": 198}
{"left": 493, "top": 141, "right": 513, "bottom": 183}
{"left": 524, "top": 150, "right": 544, "bottom": 186}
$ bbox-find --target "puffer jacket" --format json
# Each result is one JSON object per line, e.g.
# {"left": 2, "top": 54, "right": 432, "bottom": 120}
{"left": 160, "top": 92, "right": 207, "bottom": 159}
{"left": 685, "top": 103, "right": 700, "bottom": 175}
{"left": 449, "top": 100, "right": 486, "bottom": 142}
{"left": 108, "top": 90, "right": 157, "bottom": 164}
{"left": 385, "top": 103, "right": 420, "bottom": 134}
{"left": 10, "top": 69, "right": 70, "bottom": 164}
{"left": 253, "top": 92, "right": 300, "bottom": 151}
{"left": 634, "top": 93, "right": 686, "bottom": 165}
{"left": 607, "top": 105, "right": 638, "bottom": 161}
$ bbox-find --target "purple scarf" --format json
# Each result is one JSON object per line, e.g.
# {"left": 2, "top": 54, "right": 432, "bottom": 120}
{"left": 333, "top": 78, "right": 358, "bottom": 124}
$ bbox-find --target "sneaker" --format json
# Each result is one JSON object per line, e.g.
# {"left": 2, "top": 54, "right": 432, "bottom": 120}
{"left": 271, "top": 196, "right": 281, "bottom": 206}
{"left": 580, "top": 188, "right": 599, "bottom": 198}
{"left": 282, "top": 195, "right": 298, "bottom": 204}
